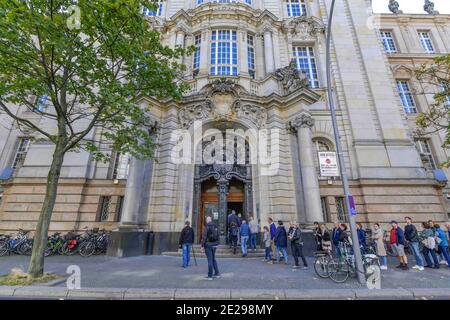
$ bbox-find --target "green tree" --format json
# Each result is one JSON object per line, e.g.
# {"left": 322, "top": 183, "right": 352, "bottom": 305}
{"left": 414, "top": 54, "right": 450, "bottom": 167}
{"left": 0, "top": 0, "right": 187, "bottom": 277}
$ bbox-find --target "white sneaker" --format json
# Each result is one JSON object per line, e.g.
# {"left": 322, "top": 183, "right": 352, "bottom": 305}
{"left": 380, "top": 265, "right": 388, "bottom": 270}
{"left": 412, "top": 265, "right": 420, "bottom": 270}
{"left": 418, "top": 266, "right": 424, "bottom": 271}
{"left": 439, "top": 260, "right": 448, "bottom": 265}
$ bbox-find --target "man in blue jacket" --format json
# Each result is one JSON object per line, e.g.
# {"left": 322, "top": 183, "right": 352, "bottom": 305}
{"left": 332, "top": 222, "right": 342, "bottom": 257}
{"left": 268, "top": 217, "right": 277, "bottom": 260}
{"left": 240, "top": 220, "right": 250, "bottom": 257}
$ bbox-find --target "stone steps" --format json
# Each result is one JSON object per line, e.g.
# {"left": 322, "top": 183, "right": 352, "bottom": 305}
{"left": 162, "top": 245, "right": 266, "bottom": 258}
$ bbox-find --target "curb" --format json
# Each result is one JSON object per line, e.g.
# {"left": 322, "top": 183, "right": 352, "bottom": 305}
{"left": 0, "top": 286, "right": 449, "bottom": 300}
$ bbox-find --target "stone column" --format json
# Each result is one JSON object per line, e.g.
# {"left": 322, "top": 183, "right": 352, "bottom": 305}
{"left": 263, "top": 29, "right": 275, "bottom": 74}
{"left": 288, "top": 113, "right": 323, "bottom": 223}
{"left": 175, "top": 29, "right": 185, "bottom": 65}
{"left": 217, "top": 179, "right": 229, "bottom": 240}
{"left": 199, "top": 29, "right": 209, "bottom": 75}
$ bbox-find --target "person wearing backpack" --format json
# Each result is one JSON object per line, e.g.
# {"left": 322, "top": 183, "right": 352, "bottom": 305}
{"left": 289, "top": 222, "right": 308, "bottom": 269}
{"left": 201, "top": 216, "right": 220, "bottom": 280}
{"left": 420, "top": 222, "right": 439, "bottom": 269}
{"left": 404, "top": 217, "right": 424, "bottom": 271}
{"left": 229, "top": 222, "right": 239, "bottom": 255}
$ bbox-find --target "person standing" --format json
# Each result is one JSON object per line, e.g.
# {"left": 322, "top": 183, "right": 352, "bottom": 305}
{"left": 227, "top": 210, "right": 240, "bottom": 248}
{"left": 240, "top": 220, "right": 250, "bottom": 257}
{"left": 371, "top": 223, "right": 388, "bottom": 270}
{"left": 229, "top": 222, "right": 239, "bottom": 255}
{"left": 201, "top": 216, "right": 220, "bottom": 280}
{"left": 179, "top": 221, "right": 195, "bottom": 268}
{"left": 356, "top": 223, "right": 367, "bottom": 253}
{"left": 332, "top": 222, "right": 342, "bottom": 256}
{"left": 272, "top": 220, "right": 288, "bottom": 264}
{"left": 390, "top": 221, "right": 408, "bottom": 270}
{"left": 420, "top": 222, "right": 439, "bottom": 269}
{"left": 268, "top": 217, "right": 277, "bottom": 260}
{"left": 319, "top": 224, "right": 332, "bottom": 252}
{"left": 249, "top": 216, "right": 259, "bottom": 252}
{"left": 404, "top": 217, "right": 424, "bottom": 271}
{"left": 262, "top": 226, "right": 272, "bottom": 262}
{"left": 313, "top": 222, "right": 322, "bottom": 252}
{"left": 435, "top": 224, "right": 450, "bottom": 267}
{"left": 289, "top": 222, "right": 308, "bottom": 269}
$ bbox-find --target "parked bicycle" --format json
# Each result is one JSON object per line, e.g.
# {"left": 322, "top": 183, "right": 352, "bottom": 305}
{"left": 313, "top": 250, "right": 333, "bottom": 279}
{"left": 44, "top": 232, "right": 65, "bottom": 256}
{"left": 327, "top": 242, "right": 380, "bottom": 283}
{"left": 0, "top": 229, "right": 33, "bottom": 256}
{"left": 78, "top": 228, "right": 110, "bottom": 257}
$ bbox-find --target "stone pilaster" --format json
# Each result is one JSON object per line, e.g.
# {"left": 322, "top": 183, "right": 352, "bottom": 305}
{"left": 288, "top": 113, "right": 323, "bottom": 223}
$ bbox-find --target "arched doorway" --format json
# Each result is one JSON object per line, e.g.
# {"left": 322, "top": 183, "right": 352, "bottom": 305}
{"left": 192, "top": 131, "right": 253, "bottom": 244}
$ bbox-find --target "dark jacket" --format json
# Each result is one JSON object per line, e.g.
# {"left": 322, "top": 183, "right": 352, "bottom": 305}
{"left": 357, "top": 229, "right": 367, "bottom": 247}
{"left": 179, "top": 226, "right": 194, "bottom": 245}
{"left": 322, "top": 229, "right": 331, "bottom": 242}
{"left": 201, "top": 222, "right": 220, "bottom": 247}
{"left": 289, "top": 227, "right": 303, "bottom": 245}
{"left": 332, "top": 228, "right": 342, "bottom": 246}
{"left": 240, "top": 223, "right": 250, "bottom": 237}
{"left": 227, "top": 213, "right": 240, "bottom": 227}
{"left": 339, "top": 230, "right": 350, "bottom": 244}
{"left": 392, "top": 226, "right": 406, "bottom": 246}
{"left": 270, "top": 223, "right": 276, "bottom": 240}
{"left": 404, "top": 224, "right": 420, "bottom": 242}
{"left": 274, "top": 225, "right": 288, "bottom": 248}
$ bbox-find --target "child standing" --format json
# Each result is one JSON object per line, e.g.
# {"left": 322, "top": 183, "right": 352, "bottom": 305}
{"left": 263, "top": 226, "right": 272, "bottom": 262}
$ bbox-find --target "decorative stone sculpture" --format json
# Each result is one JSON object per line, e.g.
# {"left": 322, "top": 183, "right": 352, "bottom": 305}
{"left": 388, "top": 0, "right": 403, "bottom": 14}
{"left": 178, "top": 100, "right": 213, "bottom": 129}
{"left": 211, "top": 78, "right": 235, "bottom": 94}
{"left": 232, "top": 101, "right": 267, "bottom": 128}
{"left": 424, "top": 0, "right": 439, "bottom": 15}
{"left": 287, "top": 113, "right": 315, "bottom": 133}
{"left": 287, "top": 16, "right": 325, "bottom": 41}
{"left": 274, "top": 60, "right": 310, "bottom": 94}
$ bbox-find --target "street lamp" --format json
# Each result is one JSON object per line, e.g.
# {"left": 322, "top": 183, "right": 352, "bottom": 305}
{"left": 325, "top": 0, "right": 366, "bottom": 285}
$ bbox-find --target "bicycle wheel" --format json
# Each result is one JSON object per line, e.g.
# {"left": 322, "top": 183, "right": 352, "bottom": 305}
{"left": 0, "top": 241, "right": 9, "bottom": 256}
{"left": 18, "top": 240, "right": 33, "bottom": 256}
{"left": 314, "top": 255, "right": 330, "bottom": 279}
{"left": 327, "top": 258, "right": 350, "bottom": 283}
{"left": 79, "top": 241, "right": 95, "bottom": 257}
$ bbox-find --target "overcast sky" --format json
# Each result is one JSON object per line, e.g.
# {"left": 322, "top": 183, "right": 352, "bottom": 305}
{"left": 372, "top": 0, "right": 450, "bottom": 14}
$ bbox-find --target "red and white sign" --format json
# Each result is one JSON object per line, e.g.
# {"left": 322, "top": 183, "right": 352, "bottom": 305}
{"left": 318, "top": 152, "right": 340, "bottom": 177}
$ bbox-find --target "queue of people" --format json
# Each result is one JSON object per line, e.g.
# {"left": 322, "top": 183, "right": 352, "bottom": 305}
{"left": 178, "top": 213, "right": 450, "bottom": 280}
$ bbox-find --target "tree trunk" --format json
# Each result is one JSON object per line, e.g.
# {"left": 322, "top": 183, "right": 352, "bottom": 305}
{"left": 28, "top": 139, "right": 66, "bottom": 278}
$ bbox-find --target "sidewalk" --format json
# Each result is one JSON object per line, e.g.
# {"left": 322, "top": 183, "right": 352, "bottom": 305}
{"left": 1, "top": 286, "right": 450, "bottom": 300}
{"left": 0, "top": 254, "right": 449, "bottom": 299}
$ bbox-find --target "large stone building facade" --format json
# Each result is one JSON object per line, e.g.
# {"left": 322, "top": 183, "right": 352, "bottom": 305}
{"left": 0, "top": 0, "right": 449, "bottom": 253}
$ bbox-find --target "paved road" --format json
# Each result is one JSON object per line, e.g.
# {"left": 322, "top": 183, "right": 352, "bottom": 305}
{"left": 1, "top": 254, "right": 449, "bottom": 290}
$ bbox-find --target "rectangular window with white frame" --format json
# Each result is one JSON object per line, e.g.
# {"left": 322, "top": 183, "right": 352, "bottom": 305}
{"left": 293, "top": 46, "right": 320, "bottom": 88}
{"left": 210, "top": 30, "right": 238, "bottom": 76}
{"left": 35, "top": 95, "right": 48, "bottom": 112}
{"left": 439, "top": 83, "right": 450, "bottom": 106}
{"left": 142, "top": 1, "right": 163, "bottom": 16}
{"left": 286, "top": 0, "right": 307, "bottom": 17}
{"left": 12, "top": 138, "right": 31, "bottom": 171}
{"left": 247, "top": 34, "right": 255, "bottom": 79}
{"left": 193, "top": 34, "right": 201, "bottom": 77}
{"left": 380, "top": 31, "right": 397, "bottom": 53}
{"left": 415, "top": 139, "right": 436, "bottom": 171}
{"left": 396, "top": 81, "right": 417, "bottom": 113}
{"left": 418, "top": 31, "right": 435, "bottom": 54}
{"left": 111, "top": 152, "right": 130, "bottom": 180}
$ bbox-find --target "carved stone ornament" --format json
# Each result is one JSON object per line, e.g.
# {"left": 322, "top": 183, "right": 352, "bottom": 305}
{"left": 178, "top": 100, "right": 213, "bottom": 129}
{"left": 388, "top": 0, "right": 403, "bottom": 14}
{"left": 274, "top": 60, "right": 310, "bottom": 94}
{"left": 287, "top": 17, "right": 325, "bottom": 41}
{"left": 232, "top": 101, "right": 267, "bottom": 128}
{"left": 424, "top": 0, "right": 439, "bottom": 15}
{"left": 211, "top": 78, "right": 236, "bottom": 94}
{"left": 287, "top": 113, "right": 315, "bottom": 133}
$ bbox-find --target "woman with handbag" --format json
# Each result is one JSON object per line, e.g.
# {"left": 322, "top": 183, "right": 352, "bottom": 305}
{"left": 420, "top": 222, "right": 439, "bottom": 269}
{"left": 372, "top": 223, "right": 388, "bottom": 270}
{"left": 319, "top": 224, "right": 332, "bottom": 253}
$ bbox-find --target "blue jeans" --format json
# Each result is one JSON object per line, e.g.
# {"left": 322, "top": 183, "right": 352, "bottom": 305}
{"left": 250, "top": 233, "right": 257, "bottom": 249}
{"left": 409, "top": 241, "right": 424, "bottom": 267}
{"left": 182, "top": 243, "right": 192, "bottom": 267}
{"left": 276, "top": 246, "right": 288, "bottom": 263}
{"left": 439, "top": 246, "right": 450, "bottom": 266}
{"left": 205, "top": 245, "right": 219, "bottom": 278}
{"left": 265, "top": 247, "right": 272, "bottom": 260}
{"left": 423, "top": 247, "right": 439, "bottom": 267}
{"left": 241, "top": 236, "right": 249, "bottom": 255}
{"left": 379, "top": 255, "right": 387, "bottom": 267}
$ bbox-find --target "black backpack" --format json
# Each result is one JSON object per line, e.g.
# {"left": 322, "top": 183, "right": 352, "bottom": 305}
{"left": 207, "top": 224, "right": 220, "bottom": 243}
{"left": 230, "top": 224, "right": 238, "bottom": 237}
